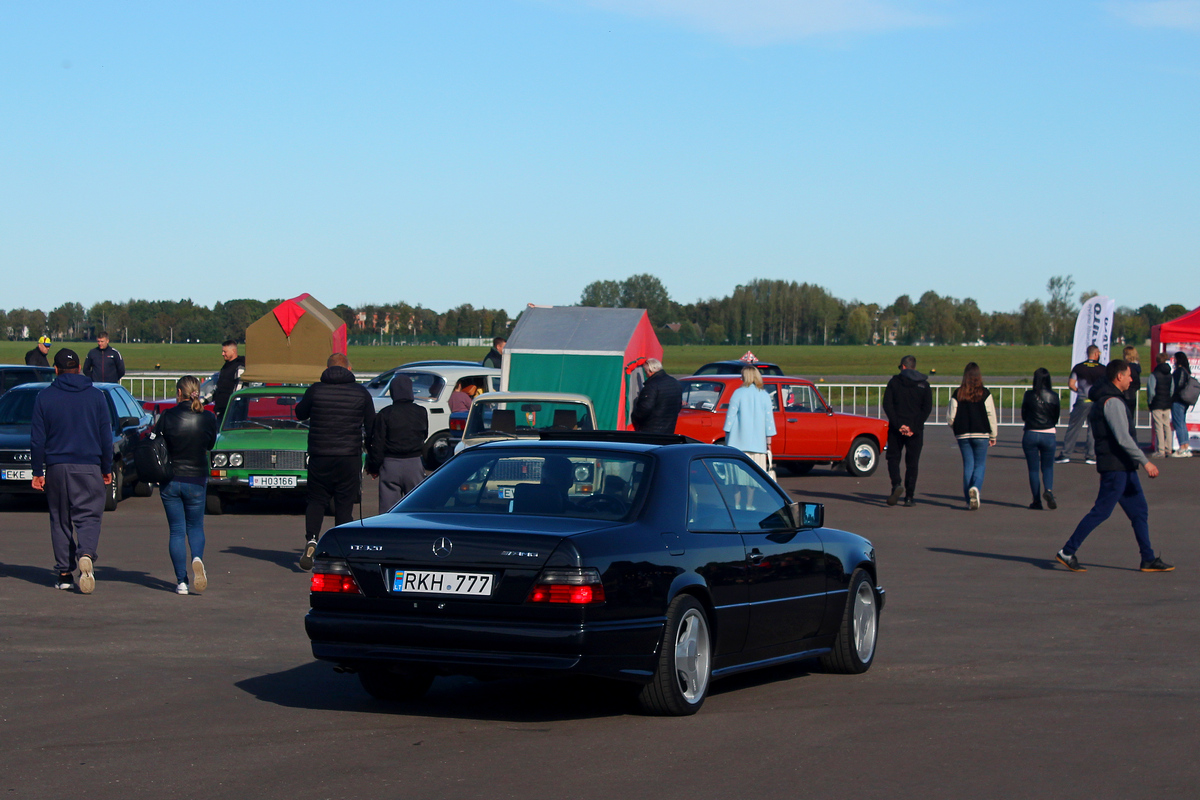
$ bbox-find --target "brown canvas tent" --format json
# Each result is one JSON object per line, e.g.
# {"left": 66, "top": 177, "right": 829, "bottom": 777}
{"left": 241, "top": 293, "right": 348, "bottom": 384}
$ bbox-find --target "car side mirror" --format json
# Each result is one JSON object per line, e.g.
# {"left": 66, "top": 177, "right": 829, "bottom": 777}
{"left": 788, "top": 501, "right": 824, "bottom": 529}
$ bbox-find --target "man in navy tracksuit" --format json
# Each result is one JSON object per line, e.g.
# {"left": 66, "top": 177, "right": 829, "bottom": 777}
{"left": 82, "top": 331, "right": 125, "bottom": 384}
{"left": 1055, "top": 359, "right": 1173, "bottom": 573}
{"left": 31, "top": 349, "right": 113, "bottom": 593}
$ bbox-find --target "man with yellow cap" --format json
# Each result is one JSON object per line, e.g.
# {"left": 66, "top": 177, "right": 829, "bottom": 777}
{"left": 25, "top": 336, "right": 52, "bottom": 368}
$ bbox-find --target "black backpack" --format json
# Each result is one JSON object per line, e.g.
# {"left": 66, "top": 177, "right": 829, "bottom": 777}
{"left": 1181, "top": 375, "right": 1200, "bottom": 407}
{"left": 134, "top": 430, "right": 173, "bottom": 484}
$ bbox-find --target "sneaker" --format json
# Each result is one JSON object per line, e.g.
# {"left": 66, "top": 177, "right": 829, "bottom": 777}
{"left": 1028, "top": 501, "right": 1043, "bottom": 510}
{"left": 176, "top": 581, "right": 189, "bottom": 595}
{"left": 1139, "top": 557, "right": 1175, "bottom": 572}
{"left": 1043, "top": 490, "right": 1057, "bottom": 510}
{"left": 1054, "top": 455, "right": 1070, "bottom": 464}
{"left": 191, "top": 557, "right": 207, "bottom": 593}
{"left": 55, "top": 572, "right": 74, "bottom": 590}
{"left": 968, "top": 486, "right": 980, "bottom": 510}
{"left": 299, "top": 538, "right": 318, "bottom": 572}
{"left": 1170, "top": 449, "right": 1192, "bottom": 458}
{"left": 886, "top": 485, "right": 903, "bottom": 506}
{"left": 903, "top": 497, "right": 916, "bottom": 507}
{"left": 1056, "top": 550, "right": 1086, "bottom": 572}
{"left": 1085, "top": 459, "right": 1097, "bottom": 465}
{"left": 78, "top": 555, "right": 95, "bottom": 594}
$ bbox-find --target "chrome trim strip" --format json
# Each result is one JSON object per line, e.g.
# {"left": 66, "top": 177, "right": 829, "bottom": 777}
{"left": 715, "top": 588, "right": 845, "bottom": 610}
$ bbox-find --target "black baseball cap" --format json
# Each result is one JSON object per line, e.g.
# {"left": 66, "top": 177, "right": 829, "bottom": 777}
{"left": 54, "top": 348, "right": 80, "bottom": 369}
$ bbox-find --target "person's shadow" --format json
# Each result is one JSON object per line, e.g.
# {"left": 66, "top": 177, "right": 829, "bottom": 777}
{"left": 222, "top": 545, "right": 305, "bottom": 573}
{"left": 792, "top": 488, "right": 962, "bottom": 510}
{"left": 927, "top": 547, "right": 1139, "bottom": 572}
{"left": 0, "top": 560, "right": 177, "bottom": 591}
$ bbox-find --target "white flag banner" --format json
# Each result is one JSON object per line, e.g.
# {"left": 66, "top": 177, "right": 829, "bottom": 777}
{"left": 1070, "top": 296, "right": 1116, "bottom": 371}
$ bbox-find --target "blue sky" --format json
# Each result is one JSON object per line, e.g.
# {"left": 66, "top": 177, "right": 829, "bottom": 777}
{"left": 2, "top": 1, "right": 1197, "bottom": 316}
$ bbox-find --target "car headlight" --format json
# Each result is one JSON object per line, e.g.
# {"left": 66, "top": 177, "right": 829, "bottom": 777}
{"left": 229, "top": 453, "right": 243, "bottom": 467}
{"left": 212, "top": 453, "right": 228, "bottom": 468}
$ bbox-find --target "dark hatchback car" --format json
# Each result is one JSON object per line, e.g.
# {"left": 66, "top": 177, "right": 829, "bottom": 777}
{"left": 693, "top": 360, "right": 783, "bottom": 376}
{"left": 305, "top": 432, "right": 883, "bottom": 715}
{"left": 0, "top": 382, "right": 154, "bottom": 510}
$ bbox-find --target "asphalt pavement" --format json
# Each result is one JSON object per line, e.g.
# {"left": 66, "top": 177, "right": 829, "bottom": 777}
{"left": 1, "top": 429, "right": 1197, "bottom": 799}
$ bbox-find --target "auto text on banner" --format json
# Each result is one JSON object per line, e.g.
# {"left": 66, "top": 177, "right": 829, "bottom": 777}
{"left": 1070, "top": 296, "right": 1116, "bottom": 370}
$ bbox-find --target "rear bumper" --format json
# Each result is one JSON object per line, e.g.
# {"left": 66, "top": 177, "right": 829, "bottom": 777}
{"left": 305, "top": 610, "right": 664, "bottom": 682}
{"left": 0, "top": 480, "right": 39, "bottom": 494}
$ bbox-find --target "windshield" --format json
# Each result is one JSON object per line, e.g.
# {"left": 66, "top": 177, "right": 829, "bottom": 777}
{"left": 397, "top": 449, "right": 649, "bottom": 522}
{"left": 466, "top": 399, "right": 595, "bottom": 438}
{"left": 397, "top": 371, "right": 446, "bottom": 402}
{"left": 0, "top": 389, "right": 41, "bottom": 426}
{"left": 222, "top": 393, "right": 309, "bottom": 431}
{"left": 680, "top": 381, "right": 725, "bottom": 411}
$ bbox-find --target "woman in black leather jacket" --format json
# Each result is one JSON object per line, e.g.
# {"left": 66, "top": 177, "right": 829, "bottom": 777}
{"left": 1021, "top": 368, "right": 1061, "bottom": 510}
{"left": 157, "top": 375, "right": 218, "bottom": 594}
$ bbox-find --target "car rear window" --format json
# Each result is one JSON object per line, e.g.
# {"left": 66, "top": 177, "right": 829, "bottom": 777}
{"left": 466, "top": 400, "right": 595, "bottom": 437}
{"left": 396, "top": 449, "right": 649, "bottom": 522}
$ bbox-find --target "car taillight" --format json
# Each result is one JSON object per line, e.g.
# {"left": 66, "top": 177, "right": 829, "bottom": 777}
{"left": 527, "top": 567, "right": 605, "bottom": 604}
{"left": 449, "top": 418, "right": 465, "bottom": 431}
{"left": 310, "top": 559, "right": 362, "bottom": 594}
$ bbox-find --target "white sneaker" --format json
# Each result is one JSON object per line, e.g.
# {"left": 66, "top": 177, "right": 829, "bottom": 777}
{"left": 176, "top": 582, "right": 189, "bottom": 595}
{"left": 78, "top": 555, "right": 95, "bottom": 594}
{"left": 968, "top": 486, "right": 980, "bottom": 510}
{"left": 1171, "top": 449, "right": 1192, "bottom": 458}
{"left": 191, "top": 557, "right": 207, "bottom": 593}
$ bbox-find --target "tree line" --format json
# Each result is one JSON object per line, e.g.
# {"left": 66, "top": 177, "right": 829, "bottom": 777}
{"left": 1, "top": 276, "right": 1186, "bottom": 347}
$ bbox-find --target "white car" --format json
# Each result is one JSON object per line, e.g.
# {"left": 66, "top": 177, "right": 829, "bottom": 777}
{"left": 364, "top": 362, "right": 501, "bottom": 469}
{"left": 452, "top": 391, "right": 597, "bottom": 455}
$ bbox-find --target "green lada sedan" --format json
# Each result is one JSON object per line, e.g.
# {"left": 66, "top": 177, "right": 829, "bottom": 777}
{"left": 206, "top": 386, "right": 311, "bottom": 514}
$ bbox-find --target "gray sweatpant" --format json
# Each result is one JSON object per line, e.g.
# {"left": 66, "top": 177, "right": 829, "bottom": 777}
{"left": 45, "top": 463, "right": 105, "bottom": 573}
{"left": 1060, "top": 398, "right": 1095, "bottom": 460}
{"left": 378, "top": 457, "right": 425, "bottom": 511}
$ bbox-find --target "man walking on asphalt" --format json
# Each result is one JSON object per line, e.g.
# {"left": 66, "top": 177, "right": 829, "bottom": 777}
{"left": 30, "top": 349, "right": 113, "bottom": 593}
{"left": 1056, "top": 345, "right": 1105, "bottom": 464}
{"left": 366, "top": 374, "right": 428, "bottom": 511}
{"left": 212, "top": 339, "right": 246, "bottom": 419}
{"left": 25, "top": 336, "right": 52, "bottom": 367}
{"left": 295, "top": 353, "right": 375, "bottom": 570}
{"left": 82, "top": 331, "right": 125, "bottom": 384}
{"left": 631, "top": 358, "right": 683, "bottom": 434}
{"left": 482, "top": 337, "right": 506, "bottom": 369}
{"left": 1055, "top": 359, "right": 1173, "bottom": 573}
{"left": 882, "top": 355, "right": 933, "bottom": 507}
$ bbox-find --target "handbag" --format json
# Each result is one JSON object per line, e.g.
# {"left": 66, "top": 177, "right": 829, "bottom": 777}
{"left": 1180, "top": 375, "right": 1200, "bottom": 407}
{"left": 766, "top": 450, "right": 778, "bottom": 483}
{"left": 135, "top": 430, "right": 173, "bottom": 484}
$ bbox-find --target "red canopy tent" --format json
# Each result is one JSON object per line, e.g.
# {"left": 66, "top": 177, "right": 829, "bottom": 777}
{"left": 1150, "top": 306, "right": 1200, "bottom": 369}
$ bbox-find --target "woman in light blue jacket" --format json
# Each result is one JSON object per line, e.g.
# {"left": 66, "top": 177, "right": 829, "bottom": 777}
{"left": 724, "top": 366, "right": 777, "bottom": 508}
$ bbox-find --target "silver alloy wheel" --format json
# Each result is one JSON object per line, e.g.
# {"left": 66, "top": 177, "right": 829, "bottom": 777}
{"left": 674, "top": 608, "right": 711, "bottom": 704}
{"left": 852, "top": 443, "right": 877, "bottom": 472}
{"left": 852, "top": 581, "right": 877, "bottom": 663}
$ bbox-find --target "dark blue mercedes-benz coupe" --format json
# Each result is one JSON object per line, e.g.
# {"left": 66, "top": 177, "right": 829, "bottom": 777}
{"left": 305, "top": 432, "right": 884, "bottom": 715}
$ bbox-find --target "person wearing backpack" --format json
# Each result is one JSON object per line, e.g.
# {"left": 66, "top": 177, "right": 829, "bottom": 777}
{"left": 1170, "top": 351, "right": 1195, "bottom": 458}
{"left": 155, "top": 375, "right": 218, "bottom": 594}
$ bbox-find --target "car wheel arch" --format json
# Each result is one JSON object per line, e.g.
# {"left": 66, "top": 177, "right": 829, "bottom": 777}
{"left": 666, "top": 579, "right": 718, "bottom": 645}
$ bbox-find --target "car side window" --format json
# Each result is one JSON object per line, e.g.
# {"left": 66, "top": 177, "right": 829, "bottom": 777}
{"left": 3, "top": 369, "right": 39, "bottom": 392}
{"left": 116, "top": 388, "right": 142, "bottom": 420}
{"left": 680, "top": 381, "right": 725, "bottom": 411}
{"left": 764, "top": 385, "right": 779, "bottom": 412}
{"left": 687, "top": 460, "right": 735, "bottom": 532}
{"left": 781, "top": 384, "right": 822, "bottom": 413}
{"left": 366, "top": 370, "right": 394, "bottom": 390}
{"left": 704, "top": 457, "right": 792, "bottom": 531}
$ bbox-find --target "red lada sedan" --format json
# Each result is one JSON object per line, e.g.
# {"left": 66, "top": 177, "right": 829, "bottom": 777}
{"left": 675, "top": 375, "right": 887, "bottom": 477}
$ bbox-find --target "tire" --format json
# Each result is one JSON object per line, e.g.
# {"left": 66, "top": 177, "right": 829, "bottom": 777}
{"left": 637, "top": 595, "right": 712, "bottom": 716}
{"left": 205, "top": 492, "right": 226, "bottom": 516}
{"left": 133, "top": 481, "right": 154, "bottom": 497}
{"left": 778, "top": 461, "right": 814, "bottom": 477}
{"left": 103, "top": 467, "right": 123, "bottom": 512}
{"left": 358, "top": 666, "right": 435, "bottom": 702}
{"left": 844, "top": 437, "right": 880, "bottom": 477}
{"left": 820, "top": 569, "right": 879, "bottom": 674}
{"left": 422, "top": 431, "right": 454, "bottom": 471}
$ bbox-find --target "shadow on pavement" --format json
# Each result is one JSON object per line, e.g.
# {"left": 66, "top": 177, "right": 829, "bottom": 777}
{"left": 0, "top": 560, "right": 177, "bottom": 590}
{"left": 926, "top": 546, "right": 1139, "bottom": 572}
{"left": 923, "top": 492, "right": 1029, "bottom": 510}
{"left": 235, "top": 661, "right": 631, "bottom": 721}
{"left": 792, "top": 488, "right": 964, "bottom": 511}
{"left": 223, "top": 545, "right": 306, "bottom": 573}
{"left": 0, "top": 560, "right": 52, "bottom": 585}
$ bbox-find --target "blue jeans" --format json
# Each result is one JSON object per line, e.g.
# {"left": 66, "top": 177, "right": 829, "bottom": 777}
{"left": 1062, "top": 470, "right": 1154, "bottom": 562}
{"left": 1171, "top": 402, "right": 1190, "bottom": 449}
{"left": 161, "top": 481, "right": 206, "bottom": 583}
{"left": 1021, "top": 431, "right": 1055, "bottom": 500}
{"left": 957, "top": 438, "right": 989, "bottom": 499}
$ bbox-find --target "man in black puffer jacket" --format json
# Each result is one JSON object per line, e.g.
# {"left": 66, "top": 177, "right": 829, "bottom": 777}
{"left": 295, "top": 353, "right": 376, "bottom": 570}
{"left": 367, "top": 375, "right": 428, "bottom": 512}
{"left": 631, "top": 358, "right": 683, "bottom": 434}
{"left": 881, "top": 355, "right": 933, "bottom": 507}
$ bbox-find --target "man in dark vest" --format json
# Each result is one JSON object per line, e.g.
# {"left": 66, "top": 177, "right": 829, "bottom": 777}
{"left": 212, "top": 340, "right": 246, "bottom": 418}
{"left": 482, "top": 337, "right": 506, "bottom": 369}
{"left": 1147, "top": 355, "right": 1175, "bottom": 457}
{"left": 1055, "top": 359, "right": 1172, "bottom": 573}
{"left": 25, "top": 336, "right": 52, "bottom": 367}
{"left": 1056, "top": 345, "right": 1104, "bottom": 464}
{"left": 631, "top": 358, "right": 683, "bottom": 434}
{"left": 882, "top": 355, "right": 933, "bottom": 507}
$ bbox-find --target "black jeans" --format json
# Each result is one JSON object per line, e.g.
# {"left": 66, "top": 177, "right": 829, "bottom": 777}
{"left": 886, "top": 427, "right": 924, "bottom": 498}
{"left": 305, "top": 455, "right": 361, "bottom": 541}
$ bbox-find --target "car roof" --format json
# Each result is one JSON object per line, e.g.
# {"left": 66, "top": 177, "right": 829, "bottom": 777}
{"left": 0, "top": 364, "right": 55, "bottom": 370}
{"left": 397, "top": 360, "right": 487, "bottom": 368}
{"left": 393, "top": 365, "right": 500, "bottom": 378}
{"left": 4, "top": 381, "right": 124, "bottom": 392}
{"left": 681, "top": 373, "right": 816, "bottom": 386}
{"left": 472, "top": 433, "right": 712, "bottom": 454}
{"left": 231, "top": 385, "right": 308, "bottom": 395}
{"left": 470, "top": 391, "right": 593, "bottom": 404}
{"left": 697, "top": 360, "right": 781, "bottom": 367}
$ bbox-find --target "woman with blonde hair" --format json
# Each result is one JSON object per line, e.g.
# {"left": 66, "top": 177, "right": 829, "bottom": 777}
{"left": 724, "top": 365, "right": 777, "bottom": 506}
{"left": 155, "top": 375, "right": 218, "bottom": 594}
{"left": 948, "top": 362, "right": 998, "bottom": 510}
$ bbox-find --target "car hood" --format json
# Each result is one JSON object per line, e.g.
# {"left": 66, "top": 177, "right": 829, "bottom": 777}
{"left": 0, "top": 426, "right": 32, "bottom": 448}
{"left": 214, "top": 427, "right": 310, "bottom": 450}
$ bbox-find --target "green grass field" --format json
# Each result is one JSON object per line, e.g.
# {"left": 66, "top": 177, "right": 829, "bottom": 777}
{"left": 2, "top": 341, "right": 1115, "bottom": 382}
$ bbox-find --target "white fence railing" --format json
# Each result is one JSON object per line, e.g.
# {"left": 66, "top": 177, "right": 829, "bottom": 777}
{"left": 818, "top": 384, "right": 1151, "bottom": 428}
